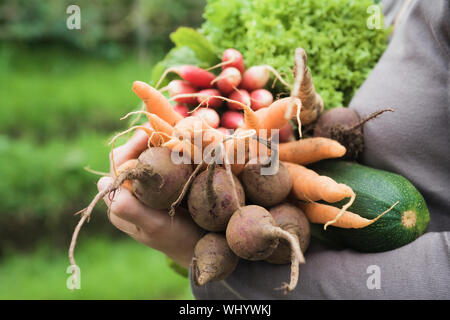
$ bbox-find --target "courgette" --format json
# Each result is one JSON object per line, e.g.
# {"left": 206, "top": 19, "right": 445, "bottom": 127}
{"left": 308, "top": 160, "right": 430, "bottom": 252}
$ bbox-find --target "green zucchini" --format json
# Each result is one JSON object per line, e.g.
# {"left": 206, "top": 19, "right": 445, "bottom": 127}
{"left": 307, "top": 160, "right": 430, "bottom": 252}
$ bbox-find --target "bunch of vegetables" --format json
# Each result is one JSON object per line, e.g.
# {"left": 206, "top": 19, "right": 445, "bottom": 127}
{"left": 68, "top": 46, "right": 429, "bottom": 294}
{"left": 153, "top": 0, "right": 390, "bottom": 109}
{"left": 154, "top": 48, "right": 297, "bottom": 141}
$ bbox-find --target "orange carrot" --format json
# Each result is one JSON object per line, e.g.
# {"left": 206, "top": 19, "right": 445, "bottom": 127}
{"left": 162, "top": 136, "right": 201, "bottom": 162}
{"left": 284, "top": 162, "right": 354, "bottom": 203}
{"left": 120, "top": 111, "right": 174, "bottom": 147}
{"left": 279, "top": 138, "right": 346, "bottom": 165}
{"left": 132, "top": 81, "right": 183, "bottom": 126}
{"left": 284, "top": 161, "right": 356, "bottom": 229}
{"left": 241, "top": 97, "right": 300, "bottom": 132}
{"left": 174, "top": 115, "right": 223, "bottom": 148}
{"left": 297, "top": 201, "right": 396, "bottom": 229}
{"left": 146, "top": 113, "right": 174, "bottom": 137}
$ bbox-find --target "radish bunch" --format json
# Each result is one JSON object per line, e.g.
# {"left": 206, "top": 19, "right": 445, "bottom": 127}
{"left": 163, "top": 48, "right": 294, "bottom": 141}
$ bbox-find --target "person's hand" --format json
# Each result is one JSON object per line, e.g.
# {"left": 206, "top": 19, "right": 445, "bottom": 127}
{"left": 97, "top": 124, "right": 203, "bottom": 269}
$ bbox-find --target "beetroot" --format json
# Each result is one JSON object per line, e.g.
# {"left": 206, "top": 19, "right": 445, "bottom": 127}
{"left": 314, "top": 107, "right": 393, "bottom": 160}
{"left": 187, "top": 166, "right": 245, "bottom": 231}
{"left": 130, "top": 147, "right": 194, "bottom": 209}
{"left": 192, "top": 232, "right": 239, "bottom": 286}
{"left": 226, "top": 205, "right": 304, "bottom": 293}
{"left": 266, "top": 203, "right": 310, "bottom": 264}
{"left": 314, "top": 107, "right": 361, "bottom": 138}
{"left": 240, "top": 160, "right": 292, "bottom": 207}
{"left": 278, "top": 123, "right": 294, "bottom": 142}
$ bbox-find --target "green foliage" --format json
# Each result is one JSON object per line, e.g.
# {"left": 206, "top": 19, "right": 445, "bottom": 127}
{"left": 170, "top": 27, "right": 218, "bottom": 64}
{"left": 150, "top": 28, "right": 220, "bottom": 87}
{"left": 200, "top": 0, "right": 389, "bottom": 107}
{"left": 150, "top": 46, "right": 204, "bottom": 87}
{"left": 0, "top": 237, "right": 193, "bottom": 299}
{"left": 0, "top": 133, "right": 112, "bottom": 218}
{"left": 0, "top": 47, "right": 152, "bottom": 221}
{"left": 0, "top": 45, "right": 154, "bottom": 141}
{"left": 0, "top": 0, "right": 206, "bottom": 53}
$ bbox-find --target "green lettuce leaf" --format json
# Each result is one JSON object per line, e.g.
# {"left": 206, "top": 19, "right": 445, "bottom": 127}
{"left": 170, "top": 27, "right": 218, "bottom": 66}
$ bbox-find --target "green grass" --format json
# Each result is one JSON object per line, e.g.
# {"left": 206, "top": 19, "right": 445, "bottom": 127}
{"left": 0, "top": 236, "right": 193, "bottom": 300}
{"left": 0, "top": 132, "right": 125, "bottom": 219}
{"left": 0, "top": 45, "right": 154, "bottom": 220}
{"left": 0, "top": 45, "right": 158, "bottom": 141}
{"left": 0, "top": 45, "right": 195, "bottom": 300}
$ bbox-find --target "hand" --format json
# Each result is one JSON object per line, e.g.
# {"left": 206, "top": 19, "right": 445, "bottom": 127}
{"left": 98, "top": 124, "right": 203, "bottom": 269}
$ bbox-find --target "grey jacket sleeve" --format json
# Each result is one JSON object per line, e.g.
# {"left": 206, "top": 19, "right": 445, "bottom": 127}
{"left": 191, "top": 232, "right": 450, "bottom": 300}
{"left": 191, "top": 0, "right": 450, "bottom": 300}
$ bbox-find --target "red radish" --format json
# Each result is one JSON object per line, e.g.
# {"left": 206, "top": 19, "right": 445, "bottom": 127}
{"left": 221, "top": 111, "right": 244, "bottom": 129}
{"left": 217, "top": 127, "right": 231, "bottom": 135}
{"left": 228, "top": 89, "right": 251, "bottom": 111}
{"left": 173, "top": 104, "right": 189, "bottom": 118}
{"left": 197, "top": 89, "right": 223, "bottom": 108}
{"left": 241, "top": 66, "right": 270, "bottom": 91}
{"left": 279, "top": 122, "right": 293, "bottom": 142}
{"left": 158, "top": 65, "right": 215, "bottom": 89}
{"left": 193, "top": 108, "right": 220, "bottom": 128}
{"left": 222, "top": 48, "right": 245, "bottom": 73}
{"left": 167, "top": 80, "right": 198, "bottom": 105}
{"left": 214, "top": 67, "right": 241, "bottom": 94}
{"left": 250, "top": 89, "right": 273, "bottom": 111}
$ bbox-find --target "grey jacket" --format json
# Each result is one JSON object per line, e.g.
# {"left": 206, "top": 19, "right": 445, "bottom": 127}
{"left": 191, "top": 0, "right": 450, "bottom": 299}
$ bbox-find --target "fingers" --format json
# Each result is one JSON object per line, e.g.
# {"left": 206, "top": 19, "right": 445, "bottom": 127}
{"left": 108, "top": 211, "right": 140, "bottom": 236}
{"left": 110, "top": 122, "right": 151, "bottom": 173}
{"left": 97, "top": 176, "right": 166, "bottom": 234}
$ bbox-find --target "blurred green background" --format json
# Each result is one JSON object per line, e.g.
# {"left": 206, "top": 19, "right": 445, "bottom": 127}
{"left": 0, "top": 0, "right": 207, "bottom": 300}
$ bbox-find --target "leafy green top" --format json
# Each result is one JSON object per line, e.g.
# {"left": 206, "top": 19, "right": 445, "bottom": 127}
{"left": 152, "top": 0, "right": 390, "bottom": 108}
